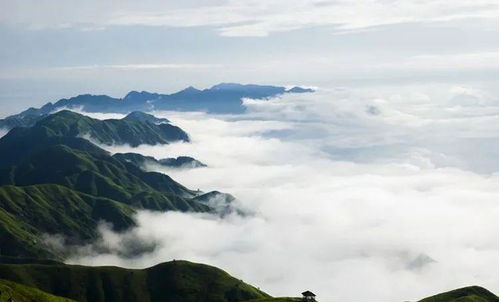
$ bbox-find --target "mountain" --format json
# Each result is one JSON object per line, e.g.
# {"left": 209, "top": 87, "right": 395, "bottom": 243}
{"left": 192, "top": 191, "right": 236, "bottom": 216}
{"left": 123, "top": 91, "right": 161, "bottom": 106}
{"left": 33, "top": 110, "right": 188, "bottom": 146}
{"left": 151, "top": 83, "right": 288, "bottom": 114}
{"left": 1, "top": 144, "right": 208, "bottom": 207}
{"left": 123, "top": 111, "right": 170, "bottom": 124}
{"left": 159, "top": 156, "right": 207, "bottom": 168}
{"left": 0, "top": 259, "right": 269, "bottom": 302}
{"left": 0, "top": 112, "right": 226, "bottom": 258}
{"left": 0, "top": 279, "right": 76, "bottom": 302}
{"left": 0, "top": 95, "right": 121, "bottom": 130}
{"left": 112, "top": 152, "right": 160, "bottom": 168}
{"left": 0, "top": 184, "right": 135, "bottom": 259}
{"left": 0, "top": 83, "right": 314, "bottom": 130}
{"left": 418, "top": 286, "right": 499, "bottom": 302}
{"left": 0, "top": 113, "right": 47, "bottom": 131}
{"left": 0, "top": 110, "right": 188, "bottom": 167}
{"left": 0, "top": 258, "right": 496, "bottom": 302}
{"left": 286, "top": 87, "right": 314, "bottom": 93}
{"left": 0, "top": 139, "right": 212, "bottom": 211}
{"left": 234, "top": 285, "right": 499, "bottom": 302}
{"left": 1, "top": 110, "right": 186, "bottom": 148}
{"left": 113, "top": 152, "right": 207, "bottom": 169}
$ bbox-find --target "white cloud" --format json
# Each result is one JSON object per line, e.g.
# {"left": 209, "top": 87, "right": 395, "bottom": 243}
{"left": 0, "top": 128, "right": 8, "bottom": 138}
{"left": 51, "top": 107, "right": 126, "bottom": 121}
{"left": 66, "top": 86, "right": 499, "bottom": 302}
{"left": 3, "top": 0, "right": 499, "bottom": 36}
{"left": 52, "top": 63, "right": 220, "bottom": 71}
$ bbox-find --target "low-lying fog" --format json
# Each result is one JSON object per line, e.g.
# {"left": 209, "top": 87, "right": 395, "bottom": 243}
{"left": 64, "top": 85, "right": 499, "bottom": 302}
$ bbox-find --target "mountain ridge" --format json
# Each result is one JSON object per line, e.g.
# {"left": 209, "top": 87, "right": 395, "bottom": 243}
{"left": 0, "top": 83, "right": 314, "bottom": 130}
{"left": 0, "top": 259, "right": 270, "bottom": 302}
{"left": 113, "top": 152, "right": 207, "bottom": 170}
{"left": 0, "top": 111, "right": 228, "bottom": 259}
{"left": 0, "top": 257, "right": 496, "bottom": 302}
{"left": 0, "top": 110, "right": 188, "bottom": 167}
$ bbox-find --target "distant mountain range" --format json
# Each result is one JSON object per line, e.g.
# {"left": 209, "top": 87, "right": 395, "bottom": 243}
{"left": 0, "top": 83, "right": 314, "bottom": 130}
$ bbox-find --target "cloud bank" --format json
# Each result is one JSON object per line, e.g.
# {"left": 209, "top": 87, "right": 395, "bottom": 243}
{"left": 64, "top": 86, "right": 499, "bottom": 302}
{"left": 0, "top": 128, "right": 8, "bottom": 138}
{"left": 3, "top": 0, "right": 499, "bottom": 36}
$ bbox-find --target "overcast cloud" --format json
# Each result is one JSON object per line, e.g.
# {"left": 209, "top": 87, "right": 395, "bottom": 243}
{"left": 62, "top": 85, "right": 499, "bottom": 302}
{"left": 3, "top": 0, "right": 499, "bottom": 36}
{"left": 2, "top": 0, "right": 499, "bottom": 113}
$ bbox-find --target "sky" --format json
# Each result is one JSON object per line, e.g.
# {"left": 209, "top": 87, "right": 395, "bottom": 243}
{"left": 3, "top": 2, "right": 499, "bottom": 302}
{"left": 2, "top": 0, "right": 499, "bottom": 114}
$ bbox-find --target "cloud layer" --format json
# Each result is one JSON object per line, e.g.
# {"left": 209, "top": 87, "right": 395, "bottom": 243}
{"left": 62, "top": 86, "right": 499, "bottom": 302}
{"left": 3, "top": 0, "right": 499, "bottom": 36}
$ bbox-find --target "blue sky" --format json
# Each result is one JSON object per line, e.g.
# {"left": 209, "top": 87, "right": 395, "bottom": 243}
{"left": 1, "top": 0, "right": 499, "bottom": 114}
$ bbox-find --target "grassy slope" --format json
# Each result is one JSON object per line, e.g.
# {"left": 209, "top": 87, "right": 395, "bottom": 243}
{"left": 0, "top": 111, "right": 220, "bottom": 259}
{"left": 0, "top": 184, "right": 136, "bottom": 258}
{"left": 0, "top": 260, "right": 496, "bottom": 302}
{"left": 0, "top": 260, "right": 269, "bottom": 302}
{"left": 418, "top": 286, "right": 499, "bottom": 302}
{"left": 243, "top": 286, "right": 499, "bottom": 302}
{"left": 1, "top": 144, "right": 205, "bottom": 211}
{"left": 113, "top": 152, "right": 207, "bottom": 169}
{"left": 0, "top": 279, "right": 76, "bottom": 302}
{"left": 0, "top": 110, "right": 188, "bottom": 168}
{"left": 35, "top": 110, "right": 189, "bottom": 146}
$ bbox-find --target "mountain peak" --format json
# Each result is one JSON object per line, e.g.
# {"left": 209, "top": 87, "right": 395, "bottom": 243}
{"left": 123, "top": 111, "right": 170, "bottom": 124}
{"left": 179, "top": 86, "right": 201, "bottom": 94}
{"left": 47, "top": 109, "right": 83, "bottom": 119}
{"left": 210, "top": 83, "right": 244, "bottom": 90}
{"left": 286, "top": 86, "right": 314, "bottom": 93}
{"left": 124, "top": 90, "right": 141, "bottom": 99}
{"left": 123, "top": 90, "right": 159, "bottom": 103}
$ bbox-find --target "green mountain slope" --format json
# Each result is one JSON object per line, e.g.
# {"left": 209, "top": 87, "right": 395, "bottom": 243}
{"left": 244, "top": 286, "right": 499, "bottom": 302}
{"left": 0, "top": 260, "right": 269, "bottom": 302}
{"left": 0, "top": 142, "right": 222, "bottom": 258}
{"left": 0, "top": 259, "right": 497, "bottom": 302}
{"left": 0, "top": 110, "right": 188, "bottom": 167}
{"left": 0, "top": 184, "right": 136, "bottom": 258}
{"left": 113, "top": 152, "right": 207, "bottom": 169}
{"left": 418, "top": 286, "right": 499, "bottom": 302}
{"left": 122, "top": 111, "right": 170, "bottom": 124}
{"left": 0, "top": 111, "right": 226, "bottom": 259}
{"left": 35, "top": 110, "right": 189, "bottom": 146}
{"left": 0, "top": 144, "right": 207, "bottom": 211}
{"left": 0, "top": 126, "right": 108, "bottom": 168}
{"left": 0, "top": 279, "right": 76, "bottom": 302}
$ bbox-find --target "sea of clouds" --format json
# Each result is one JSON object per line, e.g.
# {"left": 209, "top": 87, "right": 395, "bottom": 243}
{"left": 64, "top": 85, "right": 499, "bottom": 302}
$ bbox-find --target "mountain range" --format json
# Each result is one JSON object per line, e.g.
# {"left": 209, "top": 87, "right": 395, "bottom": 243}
{"left": 0, "top": 110, "right": 227, "bottom": 259}
{"left": 113, "top": 153, "right": 207, "bottom": 169}
{"left": 0, "top": 83, "right": 314, "bottom": 131}
{"left": 0, "top": 256, "right": 497, "bottom": 302}
{"left": 0, "top": 258, "right": 269, "bottom": 302}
